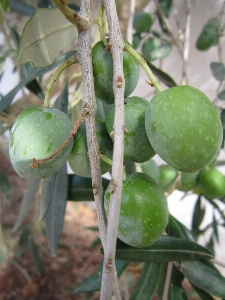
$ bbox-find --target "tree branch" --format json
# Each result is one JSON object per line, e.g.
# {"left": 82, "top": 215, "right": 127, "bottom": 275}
{"left": 126, "top": 0, "right": 136, "bottom": 44}
{"left": 100, "top": 0, "right": 125, "bottom": 299}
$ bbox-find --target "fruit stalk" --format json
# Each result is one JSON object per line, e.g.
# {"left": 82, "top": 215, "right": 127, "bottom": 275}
{"left": 124, "top": 42, "right": 164, "bottom": 92}
{"left": 30, "top": 108, "right": 89, "bottom": 169}
{"left": 44, "top": 55, "right": 78, "bottom": 108}
{"left": 101, "top": 0, "right": 125, "bottom": 299}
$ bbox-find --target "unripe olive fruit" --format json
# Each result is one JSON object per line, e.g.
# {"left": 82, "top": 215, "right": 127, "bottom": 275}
{"left": 104, "top": 172, "right": 169, "bottom": 248}
{"left": 9, "top": 106, "right": 73, "bottom": 179}
{"left": 145, "top": 86, "right": 223, "bottom": 172}
{"left": 92, "top": 41, "right": 140, "bottom": 104}
{"left": 198, "top": 168, "right": 225, "bottom": 199}
{"left": 178, "top": 172, "right": 199, "bottom": 192}
{"left": 140, "top": 159, "right": 160, "bottom": 184}
{"left": 159, "top": 165, "right": 178, "bottom": 192}
{"left": 106, "top": 96, "right": 155, "bottom": 163}
{"left": 68, "top": 119, "right": 113, "bottom": 178}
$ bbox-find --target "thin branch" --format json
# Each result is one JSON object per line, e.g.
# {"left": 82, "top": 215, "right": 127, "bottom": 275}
{"left": 126, "top": 0, "right": 136, "bottom": 44}
{"left": 181, "top": 0, "right": 191, "bottom": 85}
{"left": 211, "top": 258, "right": 225, "bottom": 268}
{"left": 30, "top": 108, "right": 88, "bottom": 168}
{"left": 162, "top": 262, "right": 173, "bottom": 300}
{"left": 153, "top": 0, "right": 183, "bottom": 56}
{"left": 101, "top": 0, "right": 125, "bottom": 299}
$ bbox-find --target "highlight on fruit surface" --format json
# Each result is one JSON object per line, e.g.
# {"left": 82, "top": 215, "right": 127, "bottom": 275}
{"left": 92, "top": 40, "right": 140, "bottom": 104}
{"left": 145, "top": 85, "right": 223, "bottom": 173}
{"left": 9, "top": 106, "right": 73, "bottom": 179}
{"left": 104, "top": 172, "right": 169, "bottom": 248}
{"left": 68, "top": 118, "right": 113, "bottom": 178}
{"left": 106, "top": 96, "right": 155, "bottom": 163}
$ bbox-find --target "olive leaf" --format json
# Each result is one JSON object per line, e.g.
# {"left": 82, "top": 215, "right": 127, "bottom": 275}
{"left": 17, "top": 8, "right": 78, "bottom": 67}
{"left": 130, "top": 262, "right": 161, "bottom": 300}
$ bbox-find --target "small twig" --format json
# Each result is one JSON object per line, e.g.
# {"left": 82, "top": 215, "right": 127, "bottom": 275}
{"left": 30, "top": 108, "right": 89, "bottom": 169}
{"left": 97, "top": 4, "right": 108, "bottom": 46}
{"left": 162, "top": 262, "right": 173, "bottom": 300}
{"left": 44, "top": 55, "right": 78, "bottom": 108}
{"left": 51, "top": 0, "right": 88, "bottom": 31}
{"left": 181, "top": 0, "right": 191, "bottom": 85}
{"left": 211, "top": 258, "right": 225, "bottom": 268}
{"left": 153, "top": 0, "right": 183, "bottom": 56}
{"left": 126, "top": 0, "right": 136, "bottom": 44}
{"left": 124, "top": 42, "right": 164, "bottom": 92}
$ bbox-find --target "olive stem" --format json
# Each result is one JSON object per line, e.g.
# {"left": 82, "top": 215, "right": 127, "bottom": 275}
{"left": 97, "top": 4, "right": 108, "bottom": 47}
{"left": 44, "top": 55, "right": 78, "bottom": 108}
{"left": 124, "top": 42, "right": 164, "bottom": 92}
{"left": 51, "top": 0, "right": 88, "bottom": 31}
{"left": 30, "top": 108, "right": 89, "bottom": 169}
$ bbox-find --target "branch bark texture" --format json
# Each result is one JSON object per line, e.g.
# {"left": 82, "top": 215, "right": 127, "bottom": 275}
{"left": 100, "top": 0, "right": 125, "bottom": 299}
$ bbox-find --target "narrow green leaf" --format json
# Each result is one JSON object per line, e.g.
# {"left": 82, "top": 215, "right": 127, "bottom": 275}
{"left": 212, "top": 213, "right": 219, "bottom": 242}
{"left": 45, "top": 164, "right": 68, "bottom": 255}
{"left": 158, "top": 0, "right": 173, "bottom": 18}
{"left": 21, "top": 63, "right": 44, "bottom": 100}
{"left": 146, "top": 61, "right": 177, "bottom": 87}
{"left": 130, "top": 262, "right": 161, "bottom": 300}
{"left": 17, "top": 8, "right": 78, "bottom": 67}
{"left": 181, "top": 260, "right": 225, "bottom": 298}
{"left": 54, "top": 82, "right": 69, "bottom": 112}
{"left": 18, "top": 226, "right": 31, "bottom": 250}
{"left": 9, "top": 0, "right": 36, "bottom": 16}
{"left": 74, "top": 260, "right": 129, "bottom": 293}
{"left": 39, "top": 174, "right": 56, "bottom": 220}
{"left": 13, "top": 179, "right": 40, "bottom": 231}
{"left": 210, "top": 62, "right": 225, "bottom": 81}
{"left": 0, "top": 50, "right": 76, "bottom": 112}
{"left": 157, "top": 262, "right": 168, "bottom": 299}
{"left": 68, "top": 175, "right": 110, "bottom": 201}
{"left": 151, "top": 42, "right": 172, "bottom": 60}
{"left": 168, "top": 284, "right": 188, "bottom": 300}
{"left": 196, "top": 20, "right": 219, "bottom": 51}
{"left": 191, "top": 283, "right": 214, "bottom": 300}
{"left": 167, "top": 215, "right": 195, "bottom": 242}
{"left": 191, "top": 196, "right": 205, "bottom": 231}
{"left": 113, "top": 236, "right": 214, "bottom": 262}
{"left": 31, "top": 239, "right": 43, "bottom": 275}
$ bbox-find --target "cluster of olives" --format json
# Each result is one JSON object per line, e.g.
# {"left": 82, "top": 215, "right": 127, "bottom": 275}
{"left": 9, "top": 40, "right": 223, "bottom": 249}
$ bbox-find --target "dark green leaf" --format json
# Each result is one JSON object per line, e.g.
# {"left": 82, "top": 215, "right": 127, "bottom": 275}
{"left": 18, "top": 226, "right": 31, "bottom": 250}
{"left": 74, "top": 260, "right": 129, "bottom": 293}
{"left": 53, "top": 81, "right": 69, "bottom": 112}
{"left": 68, "top": 175, "right": 109, "bottom": 201}
{"left": 130, "top": 262, "right": 161, "bottom": 300}
{"left": 0, "top": 170, "right": 12, "bottom": 201}
{"left": 191, "top": 283, "right": 214, "bottom": 300}
{"left": 181, "top": 260, "right": 225, "bottom": 298}
{"left": 31, "top": 239, "right": 43, "bottom": 275}
{"left": 88, "top": 236, "right": 101, "bottom": 250}
{"left": 133, "top": 11, "right": 152, "bottom": 34}
{"left": 210, "top": 62, "right": 225, "bottom": 81}
{"left": 168, "top": 284, "right": 188, "bottom": 300}
{"left": 158, "top": 0, "right": 173, "bottom": 18}
{"left": 212, "top": 213, "right": 219, "bottom": 242}
{"left": 206, "top": 234, "right": 215, "bottom": 255}
{"left": 13, "top": 179, "right": 41, "bottom": 231}
{"left": 151, "top": 42, "right": 172, "bottom": 60}
{"left": 218, "top": 90, "right": 225, "bottom": 100}
{"left": 113, "top": 236, "right": 214, "bottom": 262}
{"left": 39, "top": 174, "right": 57, "bottom": 220}
{"left": 167, "top": 215, "right": 195, "bottom": 242}
{"left": 142, "top": 38, "right": 160, "bottom": 61}
{"left": 157, "top": 262, "right": 168, "bottom": 299}
{"left": 196, "top": 20, "right": 219, "bottom": 51}
{"left": 9, "top": 0, "right": 36, "bottom": 16}
{"left": 45, "top": 165, "right": 68, "bottom": 255}
{"left": 0, "top": 51, "right": 76, "bottom": 112}
{"left": 146, "top": 61, "right": 177, "bottom": 87}
{"left": 132, "top": 33, "right": 141, "bottom": 49}
{"left": 191, "top": 196, "right": 205, "bottom": 232}
{"left": 21, "top": 63, "right": 44, "bottom": 100}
